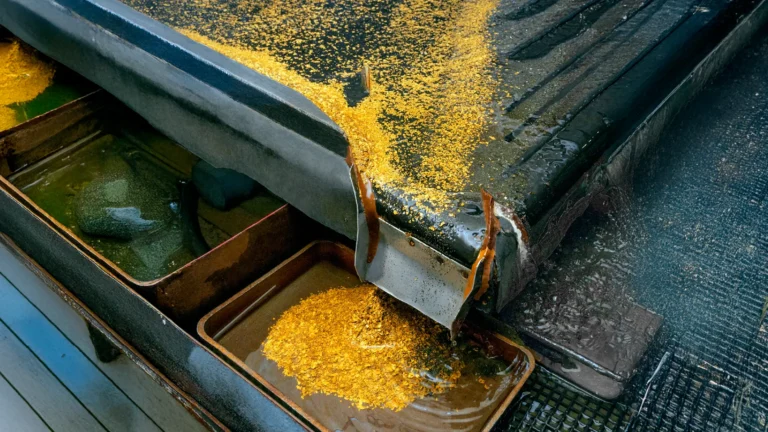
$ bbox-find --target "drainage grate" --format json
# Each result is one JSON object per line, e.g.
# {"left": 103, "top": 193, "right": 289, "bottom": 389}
{"left": 631, "top": 349, "right": 735, "bottom": 431}
{"left": 501, "top": 368, "right": 633, "bottom": 431}
{"left": 501, "top": 346, "right": 736, "bottom": 432}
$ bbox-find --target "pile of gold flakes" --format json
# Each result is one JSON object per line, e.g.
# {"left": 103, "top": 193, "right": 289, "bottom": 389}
{"left": 0, "top": 40, "right": 55, "bottom": 130}
{"left": 262, "top": 284, "right": 462, "bottom": 411}
{"left": 127, "top": 0, "right": 502, "bottom": 210}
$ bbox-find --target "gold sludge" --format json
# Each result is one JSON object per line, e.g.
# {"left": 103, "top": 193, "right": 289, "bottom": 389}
{"left": 135, "top": 0, "right": 502, "bottom": 211}
{"left": 262, "top": 284, "right": 462, "bottom": 411}
{"left": 0, "top": 40, "right": 55, "bottom": 130}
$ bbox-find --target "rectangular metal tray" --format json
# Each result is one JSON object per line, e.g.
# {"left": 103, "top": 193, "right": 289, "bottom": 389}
{"left": 0, "top": 91, "right": 315, "bottom": 325}
{"left": 198, "top": 240, "right": 535, "bottom": 432}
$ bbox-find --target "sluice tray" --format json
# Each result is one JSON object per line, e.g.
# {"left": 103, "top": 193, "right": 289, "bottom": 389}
{"left": 199, "top": 241, "right": 535, "bottom": 432}
{"left": 0, "top": 91, "right": 314, "bottom": 325}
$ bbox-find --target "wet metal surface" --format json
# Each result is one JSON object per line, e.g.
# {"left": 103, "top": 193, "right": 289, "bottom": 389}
{"left": 356, "top": 217, "right": 474, "bottom": 334}
{"left": 501, "top": 206, "right": 663, "bottom": 399}
{"left": 502, "top": 23, "right": 768, "bottom": 431}
{"left": 350, "top": 163, "right": 478, "bottom": 334}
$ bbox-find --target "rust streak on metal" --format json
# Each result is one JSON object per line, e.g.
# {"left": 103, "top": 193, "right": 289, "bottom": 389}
{"left": 475, "top": 189, "right": 500, "bottom": 300}
{"left": 510, "top": 212, "right": 529, "bottom": 245}
{"left": 463, "top": 189, "right": 500, "bottom": 301}
{"left": 347, "top": 149, "right": 380, "bottom": 263}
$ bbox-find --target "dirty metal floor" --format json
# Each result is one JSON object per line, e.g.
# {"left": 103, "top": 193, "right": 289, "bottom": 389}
{"left": 500, "top": 25, "right": 768, "bottom": 431}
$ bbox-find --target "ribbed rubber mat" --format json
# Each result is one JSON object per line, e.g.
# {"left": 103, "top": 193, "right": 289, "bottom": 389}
{"left": 631, "top": 349, "right": 735, "bottom": 431}
{"left": 501, "top": 369, "right": 633, "bottom": 431}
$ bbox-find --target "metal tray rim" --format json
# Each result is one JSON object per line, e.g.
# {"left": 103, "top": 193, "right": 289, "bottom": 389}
{"left": 0, "top": 89, "right": 102, "bottom": 139}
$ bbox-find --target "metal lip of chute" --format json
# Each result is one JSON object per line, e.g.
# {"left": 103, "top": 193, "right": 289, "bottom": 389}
{"left": 349, "top": 164, "right": 491, "bottom": 336}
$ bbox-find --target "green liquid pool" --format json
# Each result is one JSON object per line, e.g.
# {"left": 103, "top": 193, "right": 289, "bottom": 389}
{"left": 3, "top": 69, "right": 96, "bottom": 130}
{"left": 11, "top": 127, "right": 283, "bottom": 281}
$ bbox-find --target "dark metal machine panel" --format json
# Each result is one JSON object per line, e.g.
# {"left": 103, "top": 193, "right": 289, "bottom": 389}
{"left": 1, "top": 0, "right": 763, "bottom": 318}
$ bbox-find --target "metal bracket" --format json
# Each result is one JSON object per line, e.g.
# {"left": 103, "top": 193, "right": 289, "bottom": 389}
{"left": 86, "top": 321, "right": 121, "bottom": 363}
{"left": 350, "top": 167, "right": 478, "bottom": 335}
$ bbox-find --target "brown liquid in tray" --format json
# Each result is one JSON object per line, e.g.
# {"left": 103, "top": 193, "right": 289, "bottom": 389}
{"left": 212, "top": 250, "right": 530, "bottom": 432}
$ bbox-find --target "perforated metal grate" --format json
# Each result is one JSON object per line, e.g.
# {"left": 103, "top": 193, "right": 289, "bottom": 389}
{"left": 500, "top": 22, "right": 768, "bottom": 432}
{"left": 502, "top": 369, "right": 633, "bottom": 432}
{"left": 501, "top": 347, "right": 736, "bottom": 432}
{"left": 630, "top": 350, "right": 735, "bottom": 431}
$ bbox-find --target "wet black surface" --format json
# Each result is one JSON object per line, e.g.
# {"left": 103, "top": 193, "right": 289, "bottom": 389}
{"left": 501, "top": 24, "right": 768, "bottom": 431}
{"left": 501, "top": 205, "right": 662, "bottom": 391}
{"left": 117, "top": 0, "right": 759, "bottom": 275}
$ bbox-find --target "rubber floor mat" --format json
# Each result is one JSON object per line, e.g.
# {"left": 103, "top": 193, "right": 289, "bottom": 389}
{"left": 631, "top": 348, "right": 736, "bottom": 431}
{"left": 499, "top": 23, "right": 768, "bottom": 432}
{"left": 502, "top": 368, "right": 634, "bottom": 431}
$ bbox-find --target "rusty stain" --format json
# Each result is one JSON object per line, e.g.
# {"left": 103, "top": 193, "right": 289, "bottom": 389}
{"left": 462, "top": 189, "right": 500, "bottom": 301}
{"left": 360, "top": 64, "right": 372, "bottom": 95}
{"left": 510, "top": 213, "right": 529, "bottom": 245}
{"left": 348, "top": 149, "right": 380, "bottom": 263}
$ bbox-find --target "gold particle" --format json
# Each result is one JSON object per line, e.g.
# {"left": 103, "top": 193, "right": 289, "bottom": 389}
{"left": 0, "top": 40, "right": 55, "bottom": 130}
{"left": 130, "top": 0, "right": 502, "bottom": 211}
{"left": 262, "top": 285, "right": 462, "bottom": 411}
